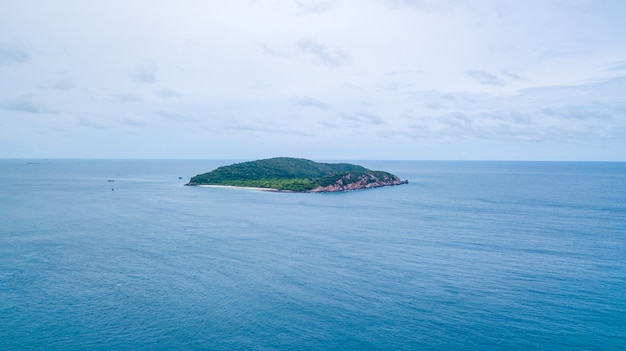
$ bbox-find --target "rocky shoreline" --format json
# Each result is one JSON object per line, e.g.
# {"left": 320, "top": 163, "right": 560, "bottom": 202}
{"left": 309, "top": 173, "right": 408, "bottom": 193}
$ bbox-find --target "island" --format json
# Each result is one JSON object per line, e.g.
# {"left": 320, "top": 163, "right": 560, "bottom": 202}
{"left": 186, "top": 157, "right": 408, "bottom": 192}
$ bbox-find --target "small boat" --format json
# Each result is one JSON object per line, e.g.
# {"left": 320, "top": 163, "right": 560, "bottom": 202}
{"left": 107, "top": 179, "right": 115, "bottom": 182}
{"left": 178, "top": 177, "right": 183, "bottom": 180}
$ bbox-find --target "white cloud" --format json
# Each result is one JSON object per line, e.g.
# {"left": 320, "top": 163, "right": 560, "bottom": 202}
{"left": 1, "top": 1, "right": 625, "bottom": 159}
{"left": 50, "top": 76, "right": 77, "bottom": 91}
{"left": 296, "top": 39, "right": 352, "bottom": 67}
{"left": 158, "top": 111, "right": 193, "bottom": 123}
{"left": 339, "top": 111, "right": 386, "bottom": 127}
{"left": 120, "top": 114, "right": 148, "bottom": 126}
{"left": 0, "top": 41, "right": 30, "bottom": 66}
{"left": 293, "top": 0, "right": 334, "bottom": 15}
{"left": 131, "top": 61, "right": 157, "bottom": 84}
{"left": 113, "top": 93, "right": 143, "bottom": 104}
{"left": 465, "top": 70, "right": 506, "bottom": 86}
{"left": 77, "top": 117, "right": 107, "bottom": 129}
{"left": 0, "top": 94, "right": 57, "bottom": 114}
{"left": 606, "top": 60, "right": 626, "bottom": 72}
{"left": 290, "top": 96, "right": 332, "bottom": 110}
{"left": 154, "top": 88, "right": 183, "bottom": 98}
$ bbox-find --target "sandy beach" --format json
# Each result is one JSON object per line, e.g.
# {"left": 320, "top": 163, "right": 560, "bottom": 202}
{"left": 196, "top": 184, "right": 285, "bottom": 192}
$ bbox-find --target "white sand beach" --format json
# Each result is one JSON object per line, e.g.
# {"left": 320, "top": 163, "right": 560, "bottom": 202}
{"left": 196, "top": 184, "right": 284, "bottom": 192}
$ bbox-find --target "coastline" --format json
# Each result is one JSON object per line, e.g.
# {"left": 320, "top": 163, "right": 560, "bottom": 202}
{"left": 186, "top": 158, "right": 408, "bottom": 193}
{"left": 195, "top": 184, "right": 284, "bottom": 192}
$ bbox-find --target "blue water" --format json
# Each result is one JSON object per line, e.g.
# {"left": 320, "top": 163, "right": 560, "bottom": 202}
{"left": 1, "top": 160, "right": 625, "bottom": 350}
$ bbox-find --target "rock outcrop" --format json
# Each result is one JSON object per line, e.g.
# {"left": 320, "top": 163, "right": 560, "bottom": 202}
{"left": 309, "top": 172, "right": 408, "bottom": 192}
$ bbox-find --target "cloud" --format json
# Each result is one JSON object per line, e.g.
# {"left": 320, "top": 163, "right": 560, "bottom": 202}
{"left": 293, "top": 0, "right": 333, "bottom": 14}
{"left": 290, "top": 96, "right": 332, "bottom": 110}
{"left": 131, "top": 61, "right": 157, "bottom": 84}
{"left": 77, "top": 117, "right": 107, "bottom": 129}
{"left": 465, "top": 70, "right": 528, "bottom": 86}
{"left": 501, "top": 70, "right": 528, "bottom": 81}
{"left": 607, "top": 60, "right": 626, "bottom": 72}
{"left": 340, "top": 111, "right": 385, "bottom": 126}
{"left": 404, "top": 112, "right": 527, "bottom": 141}
{"left": 153, "top": 88, "right": 183, "bottom": 98}
{"left": 0, "top": 42, "right": 30, "bottom": 66}
{"left": 439, "top": 112, "right": 474, "bottom": 132}
{"left": 223, "top": 120, "right": 313, "bottom": 137}
{"left": 402, "top": 97, "right": 625, "bottom": 144}
{"left": 260, "top": 44, "right": 289, "bottom": 59}
{"left": 0, "top": 94, "right": 57, "bottom": 114}
{"left": 385, "top": 82, "right": 414, "bottom": 92}
{"left": 537, "top": 46, "right": 590, "bottom": 61}
{"left": 2, "top": 1, "right": 624, "bottom": 160}
{"left": 423, "top": 101, "right": 444, "bottom": 110}
{"left": 270, "top": 127, "right": 312, "bottom": 137}
{"left": 120, "top": 114, "right": 148, "bottom": 126}
{"left": 113, "top": 93, "right": 143, "bottom": 103}
{"left": 540, "top": 104, "right": 616, "bottom": 121}
{"left": 51, "top": 76, "right": 77, "bottom": 91}
{"left": 388, "top": 0, "right": 460, "bottom": 12}
{"left": 296, "top": 39, "right": 351, "bottom": 67}
{"left": 158, "top": 111, "right": 194, "bottom": 122}
{"left": 400, "top": 77, "right": 626, "bottom": 145}
{"left": 465, "top": 70, "right": 506, "bottom": 86}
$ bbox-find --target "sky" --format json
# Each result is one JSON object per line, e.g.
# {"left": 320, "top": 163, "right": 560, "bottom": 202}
{"left": 1, "top": 0, "right": 625, "bottom": 160}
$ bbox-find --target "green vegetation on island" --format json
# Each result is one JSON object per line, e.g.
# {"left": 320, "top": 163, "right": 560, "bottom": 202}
{"left": 187, "top": 157, "right": 408, "bottom": 192}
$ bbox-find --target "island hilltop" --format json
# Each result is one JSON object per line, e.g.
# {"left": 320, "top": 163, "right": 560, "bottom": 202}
{"left": 186, "top": 157, "right": 408, "bottom": 192}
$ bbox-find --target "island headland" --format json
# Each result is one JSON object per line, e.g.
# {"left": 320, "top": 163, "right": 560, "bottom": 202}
{"left": 186, "top": 157, "right": 408, "bottom": 192}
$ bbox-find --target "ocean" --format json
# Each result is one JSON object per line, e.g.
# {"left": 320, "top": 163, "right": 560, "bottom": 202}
{"left": 1, "top": 159, "right": 625, "bottom": 350}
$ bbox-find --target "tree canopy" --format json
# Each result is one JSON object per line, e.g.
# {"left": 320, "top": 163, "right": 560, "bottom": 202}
{"left": 187, "top": 157, "right": 406, "bottom": 192}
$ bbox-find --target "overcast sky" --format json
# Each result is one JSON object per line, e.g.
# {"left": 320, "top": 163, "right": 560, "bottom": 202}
{"left": 1, "top": 0, "right": 625, "bottom": 160}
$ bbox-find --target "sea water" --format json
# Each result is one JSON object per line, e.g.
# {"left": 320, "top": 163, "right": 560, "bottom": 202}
{"left": 1, "top": 160, "right": 625, "bottom": 350}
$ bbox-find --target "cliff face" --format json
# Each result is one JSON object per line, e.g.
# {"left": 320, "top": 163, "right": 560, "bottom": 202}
{"left": 309, "top": 172, "right": 408, "bottom": 192}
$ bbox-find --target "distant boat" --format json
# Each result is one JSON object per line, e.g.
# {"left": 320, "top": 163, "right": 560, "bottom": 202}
{"left": 107, "top": 179, "right": 115, "bottom": 182}
{"left": 178, "top": 177, "right": 183, "bottom": 179}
